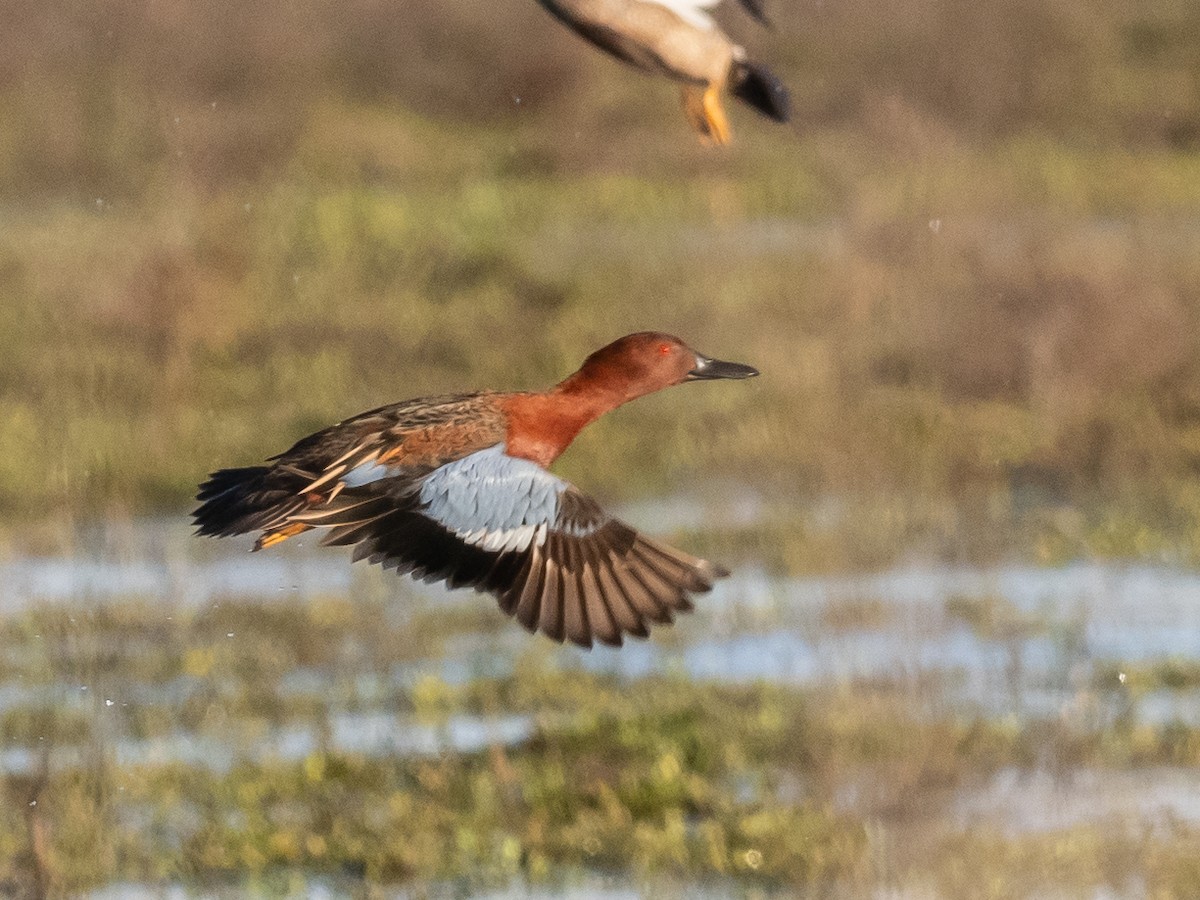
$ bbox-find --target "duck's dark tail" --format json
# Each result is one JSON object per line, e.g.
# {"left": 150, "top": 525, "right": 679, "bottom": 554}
{"left": 193, "top": 466, "right": 306, "bottom": 544}
{"left": 730, "top": 59, "right": 791, "bottom": 123}
{"left": 736, "top": 0, "right": 771, "bottom": 26}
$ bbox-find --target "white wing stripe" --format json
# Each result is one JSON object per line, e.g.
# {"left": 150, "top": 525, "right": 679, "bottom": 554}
{"left": 479, "top": 523, "right": 542, "bottom": 553}
{"left": 642, "top": 0, "right": 719, "bottom": 29}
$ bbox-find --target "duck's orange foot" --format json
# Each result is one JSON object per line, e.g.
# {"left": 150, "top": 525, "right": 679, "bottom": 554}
{"left": 254, "top": 522, "right": 311, "bottom": 551}
{"left": 681, "top": 84, "right": 732, "bottom": 146}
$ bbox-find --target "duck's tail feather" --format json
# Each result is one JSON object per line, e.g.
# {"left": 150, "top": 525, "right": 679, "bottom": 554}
{"left": 730, "top": 59, "right": 790, "bottom": 123}
{"left": 736, "top": 0, "right": 771, "bottom": 26}
{"left": 193, "top": 466, "right": 306, "bottom": 540}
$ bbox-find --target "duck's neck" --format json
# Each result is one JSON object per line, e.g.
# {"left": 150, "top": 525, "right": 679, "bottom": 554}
{"left": 501, "top": 376, "right": 631, "bottom": 468}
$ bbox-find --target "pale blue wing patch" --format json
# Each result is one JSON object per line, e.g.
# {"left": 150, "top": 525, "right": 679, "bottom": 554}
{"left": 340, "top": 459, "right": 399, "bottom": 487}
{"left": 418, "top": 445, "right": 568, "bottom": 553}
{"left": 303, "top": 450, "right": 391, "bottom": 493}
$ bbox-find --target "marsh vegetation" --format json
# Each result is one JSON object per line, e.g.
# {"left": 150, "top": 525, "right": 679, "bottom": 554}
{"left": 4, "top": 524, "right": 1200, "bottom": 896}
{"left": 2, "top": 0, "right": 1199, "bottom": 895}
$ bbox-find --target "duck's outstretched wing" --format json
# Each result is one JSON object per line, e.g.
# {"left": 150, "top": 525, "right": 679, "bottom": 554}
{"left": 294, "top": 445, "right": 727, "bottom": 648}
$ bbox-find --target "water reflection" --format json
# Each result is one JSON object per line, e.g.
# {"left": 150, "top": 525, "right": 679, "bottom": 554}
{"left": 2, "top": 713, "right": 536, "bottom": 777}
{"left": 954, "top": 767, "right": 1200, "bottom": 834}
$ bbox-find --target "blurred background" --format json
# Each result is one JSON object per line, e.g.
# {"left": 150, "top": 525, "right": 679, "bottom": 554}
{"left": 2, "top": 0, "right": 1200, "bottom": 895}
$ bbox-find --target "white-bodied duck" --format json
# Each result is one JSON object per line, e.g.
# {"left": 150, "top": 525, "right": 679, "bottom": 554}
{"left": 535, "top": 0, "right": 789, "bottom": 144}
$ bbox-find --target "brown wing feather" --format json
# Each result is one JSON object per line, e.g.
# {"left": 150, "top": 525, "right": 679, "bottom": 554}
{"left": 194, "top": 392, "right": 512, "bottom": 546}
{"left": 538, "top": 556, "right": 567, "bottom": 642}
{"left": 581, "top": 562, "right": 622, "bottom": 647}
{"left": 595, "top": 561, "right": 650, "bottom": 639}
{"left": 488, "top": 489, "right": 724, "bottom": 647}
{"left": 515, "top": 550, "right": 547, "bottom": 633}
{"left": 294, "top": 393, "right": 510, "bottom": 493}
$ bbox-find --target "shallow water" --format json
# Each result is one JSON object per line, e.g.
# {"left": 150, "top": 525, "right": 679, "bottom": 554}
{"left": 5, "top": 519, "right": 1199, "bottom": 729}
{"left": 1, "top": 711, "right": 537, "bottom": 777}
{"left": 954, "top": 766, "right": 1200, "bottom": 835}
{"left": 4, "top": 517, "right": 1200, "bottom": 896}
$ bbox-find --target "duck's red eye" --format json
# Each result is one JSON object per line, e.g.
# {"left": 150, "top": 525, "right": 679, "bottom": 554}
{"left": 658, "top": 343, "right": 672, "bottom": 356}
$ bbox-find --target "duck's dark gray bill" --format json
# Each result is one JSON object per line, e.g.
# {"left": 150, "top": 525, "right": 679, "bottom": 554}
{"left": 688, "top": 356, "right": 760, "bottom": 380}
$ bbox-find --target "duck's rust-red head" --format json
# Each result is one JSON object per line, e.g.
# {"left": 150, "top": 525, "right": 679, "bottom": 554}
{"left": 503, "top": 332, "right": 758, "bottom": 467}
{"left": 561, "top": 332, "right": 759, "bottom": 403}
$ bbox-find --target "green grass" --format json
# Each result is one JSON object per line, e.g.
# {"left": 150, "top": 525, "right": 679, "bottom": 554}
{"left": 1, "top": 0, "right": 1200, "bottom": 571}
{"left": 4, "top": 597, "right": 1200, "bottom": 896}
{"left": 3, "top": 130, "right": 1200, "bottom": 565}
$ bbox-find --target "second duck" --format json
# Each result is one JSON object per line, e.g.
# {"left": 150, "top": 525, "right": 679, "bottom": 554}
{"left": 535, "top": 0, "right": 790, "bottom": 144}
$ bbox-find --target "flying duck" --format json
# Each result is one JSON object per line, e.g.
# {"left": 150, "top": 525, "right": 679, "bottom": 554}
{"left": 195, "top": 333, "right": 759, "bottom": 648}
{"left": 535, "top": 0, "right": 790, "bottom": 144}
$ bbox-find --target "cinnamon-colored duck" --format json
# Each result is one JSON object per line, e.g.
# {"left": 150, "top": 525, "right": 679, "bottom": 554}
{"left": 194, "top": 333, "right": 758, "bottom": 648}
